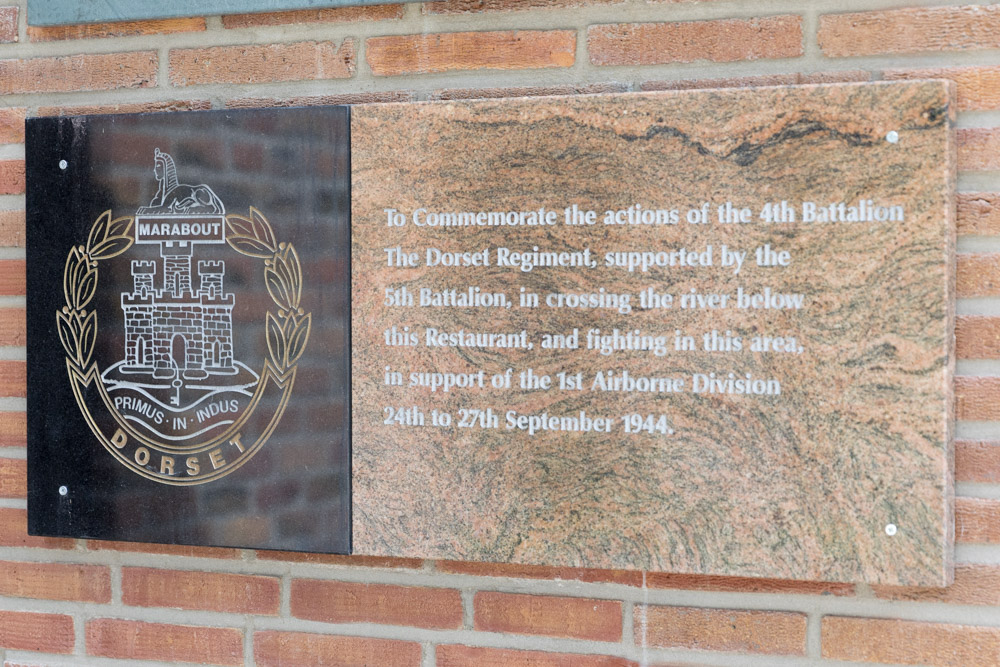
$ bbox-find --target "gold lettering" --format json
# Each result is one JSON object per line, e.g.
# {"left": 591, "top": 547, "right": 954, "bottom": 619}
{"left": 134, "top": 447, "right": 150, "bottom": 466}
{"left": 160, "top": 456, "right": 174, "bottom": 475}
{"left": 186, "top": 456, "right": 200, "bottom": 476}
{"left": 229, "top": 432, "right": 245, "bottom": 453}
{"left": 209, "top": 449, "right": 226, "bottom": 470}
{"left": 111, "top": 428, "right": 127, "bottom": 449}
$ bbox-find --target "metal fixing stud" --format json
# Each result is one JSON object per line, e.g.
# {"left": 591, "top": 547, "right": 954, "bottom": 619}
{"left": 58, "top": 485, "right": 68, "bottom": 496}
{"left": 885, "top": 131, "right": 899, "bottom": 144}
{"left": 885, "top": 523, "right": 897, "bottom": 536}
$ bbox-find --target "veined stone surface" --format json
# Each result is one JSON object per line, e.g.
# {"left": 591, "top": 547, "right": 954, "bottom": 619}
{"left": 351, "top": 82, "right": 955, "bottom": 585}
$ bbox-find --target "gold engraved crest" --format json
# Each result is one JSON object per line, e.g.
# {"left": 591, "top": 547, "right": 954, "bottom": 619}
{"left": 57, "top": 151, "right": 310, "bottom": 485}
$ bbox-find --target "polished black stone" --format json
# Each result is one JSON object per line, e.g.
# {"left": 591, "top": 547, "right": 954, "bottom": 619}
{"left": 26, "top": 107, "right": 351, "bottom": 554}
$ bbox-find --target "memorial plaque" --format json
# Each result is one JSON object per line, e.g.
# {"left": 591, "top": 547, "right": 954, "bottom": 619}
{"left": 351, "top": 82, "right": 954, "bottom": 585}
{"left": 26, "top": 108, "right": 352, "bottom": 553}
{"left": 26, "top": 82, "right": 953, "bottom": 582}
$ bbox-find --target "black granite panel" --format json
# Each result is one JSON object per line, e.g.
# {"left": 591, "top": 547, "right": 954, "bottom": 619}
{"left": 25, "top": 107, "right": 351, "bottom": 554}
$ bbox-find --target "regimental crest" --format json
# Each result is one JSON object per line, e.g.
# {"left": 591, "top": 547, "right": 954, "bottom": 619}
{"left": 57, "top": 150, "right": 310, "bottom": 485}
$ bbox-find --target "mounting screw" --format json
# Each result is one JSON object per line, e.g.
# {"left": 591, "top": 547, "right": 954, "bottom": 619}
{"left": 885, "top": 131, "right": 899, "bottom": 144}
{"left": 885, "top": 523, "right": 897, "bottom": 536}
{"left": 58, "top": 159, "right": 68, "bottom": 170}
{"left": 58, "top": 485, "right": 68, "bottom": 496}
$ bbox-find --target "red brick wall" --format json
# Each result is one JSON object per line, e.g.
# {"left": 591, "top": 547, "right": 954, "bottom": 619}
{"left": 2, "top": 2, "right": 999, "bottom": 665}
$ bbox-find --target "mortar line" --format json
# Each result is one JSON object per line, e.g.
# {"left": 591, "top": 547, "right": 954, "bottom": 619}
{"left": 805, "top": 610, "right": 822, "bottom": 659}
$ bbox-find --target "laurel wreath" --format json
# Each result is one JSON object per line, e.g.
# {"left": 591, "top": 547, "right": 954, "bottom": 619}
{"left": 58, "top": 208, "right": 310, "bottom": 377}
{"left": 225, "top": 207, "right": 311, "bottom": 374}
{"left": 57, "top": 211, "right": 134, "bottom": 370}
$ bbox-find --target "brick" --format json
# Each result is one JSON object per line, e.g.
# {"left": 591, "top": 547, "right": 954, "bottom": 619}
{"left": 89, "top": 539, "right": 238, "bottom": 558}
{"left": 957, "top": 316, "right": 1000, "bottom": 359}
{"left": 424, "top": 0, "right": 621, "bottom": 14}
{"left": 223, "top": 5, "right": 403, "bottom": 27}
{"left": 123, "top": 567, "right": 279, "bottom": 614}
{"left": 0, "top": 308, "right": 24, "bottom": 346}
{"left": 819, "top": 6, "right": 1000, "bottom": 58}
{"left": 956, "top": 440, "right": 1000, "bottom": 483}
{"left": 0, "top": 508, "right": 73, "bottom": 548}
{"left": 639, "top": 606, "right": 806, "bottom": 655}
{"left": 956, "top": 497, "right": 1000, "bottom": 543}
{"left": 0, "top": 108, "right": 24, "bottom": 144}
{"left": 958, "top": 193, "right": 1000, "bottom": 236}
{"left": 0, "top": 560, "right": 110, "bottom": 602}
{"left": 37, "top": 100, "right": 211, "bottom": 117}
{"left": 874, "top": 564, "right": 1000, "bottom": 605}
{"left": 437, "top": 646, "right": 637, "bottom": 667}
{"left": 437, "top": 560, "right": 643, "bottom": 586}
{"left": 588, "top": 16, "right": 803, "bottom": 67}
{"left": 258, "top": 550, "right": 421, "bottom": 567}
{"left": 0, "top": 361, "right": 25, "bottom": 398}
{"left": 0, "top": 210, "right": 23, "bottom": 247}
{"left": 0, "top": 257, "right": 21, "bottom": 301}
{"left": 822, "top": 616, "right": 1000, "bottom": 665}
{"left": 0, "top": 611, "right": 73, "bottom": 653}
{"left": 431, "top": 82, "right": 629, "bottom": 101}
{"left": 169, "top": 40, "right": 355, "bottom": 86}
{"left": 254, "top": 631, "right": 421, "bottom": 667}
{"left": 475, "top": 592, "right": 622, "bottom": 641}
{"left": 958, "top": 128, "right": 1000, "bottom": 171}
{"left": 956, "top": 376, "right": 1000, "bottom": 421}
{"left": 0, "top": 52, "right": 156, "bottom": 95}
{"left": 0, "top": 456, "right": 25, "bottom": 497}
{"left": 291, "top": 579, "right": 462, "bottom": 628}
{"left": 0, "top": 160, "right": 24, "bottom": 194}
{"left": 0, "top": 411, "right": 24, "bottom": 447}
{"left": 957, "top": 254, "right": 1000, "bottom": 297}
{"left": 0, "top": 7, "right": 15, "bottom": 43}
{"left": 87, "top": 619, "right": 242, "bottom": 665}
{"left": 227, "top": 91, "right": 414, "bottom": 108}
{"left": 367, "top": 30, "right": 575, "bottom": 76}
{"left": 645, "top": 572, "right": 854, "bottom": 596}
{"left": 884, "top": 66, "right": 1000, "bottom": 111}
{"left": 641, "top": 70, "right": 869, "bottom": 92}
{"left": 28, "top": 17, "right": 204, "bottom": 42}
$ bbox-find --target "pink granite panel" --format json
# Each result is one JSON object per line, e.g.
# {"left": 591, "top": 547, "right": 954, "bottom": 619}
{"left": 351, "top": 82, "right": 955, "bottom": 585}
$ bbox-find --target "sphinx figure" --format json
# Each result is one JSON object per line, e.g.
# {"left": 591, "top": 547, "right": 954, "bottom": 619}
{"left": 137, "top": 148, "right": 225, "bottom": 216}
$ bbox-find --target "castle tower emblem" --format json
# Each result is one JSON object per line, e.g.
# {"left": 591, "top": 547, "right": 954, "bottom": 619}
{"left": 122, "top": 150, "right": 234, "bottom": 382}
{"left": 106, "top": 149, "right": 257, "bottom": 410}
